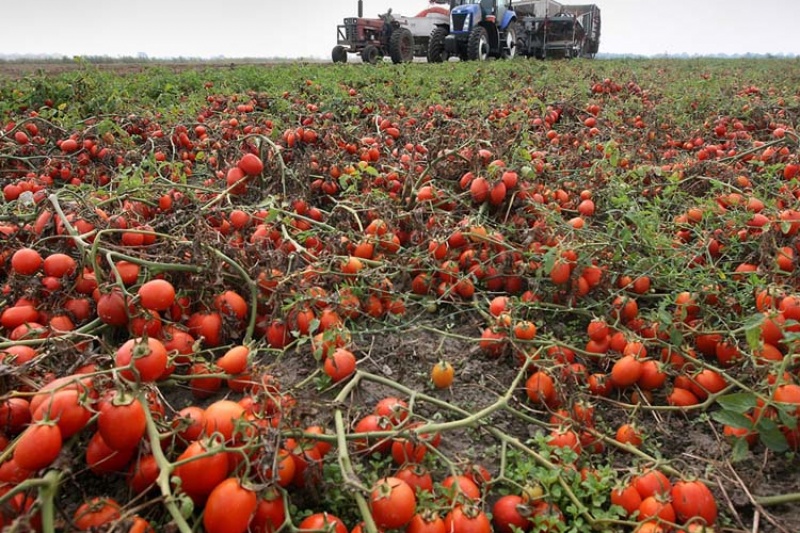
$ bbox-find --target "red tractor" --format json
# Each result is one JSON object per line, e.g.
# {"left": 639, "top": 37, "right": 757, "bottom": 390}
{"left": 332, "top": 0, "right": 452, "bottom": 64}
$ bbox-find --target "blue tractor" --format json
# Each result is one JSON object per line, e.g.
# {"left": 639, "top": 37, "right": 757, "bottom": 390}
{"left": 428, "top": 0, "right": 519, "bottom": 62}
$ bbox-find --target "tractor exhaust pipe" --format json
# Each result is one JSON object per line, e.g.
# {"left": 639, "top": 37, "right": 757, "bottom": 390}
{"left": 358, "top": 0, "right": 363, "bottom": 17}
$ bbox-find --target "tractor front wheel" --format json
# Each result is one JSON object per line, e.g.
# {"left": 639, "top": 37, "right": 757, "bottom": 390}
{"left": 427, "top": 26, "right": 449, "bottom": 63}
{"left": 467, "top": 26, "right": 490, "bottom": 61}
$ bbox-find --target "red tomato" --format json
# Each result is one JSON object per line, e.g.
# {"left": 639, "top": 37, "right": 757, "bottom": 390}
{"left": 203, "top": 399, "right": 246, "bottom": 443}
{"left": 97, "top": 393, "right": 146, "bottom": 451}
{"left": 114, "top": 337, "right": 168, "bottom": 382}
{"left": 42, "top": 253, "right": 77, "bottom": 277}
{"left": 406, "top": 513, "right": 446, "bottom": 533}
{"left": 671, "top": 479, "right": 718, "bottom": 526}
{"left": 173, "top": 406, "right": 206, "bottom": 444}
{"left": 610, "top": 484, "right": 642, "bottom": 517}
{"left": 492, "top": 495, "right": 531, "bottom": 533}
{"left": 10, "top": 247, "right": 43, "bottom": 275}
{"left": 323, "top": 348, "right": 357, "bottom": 382}
{"left": 440, "top": 475, "right": 481, "bottom": 502}
{"left": 128, "top": 454, "right": 160, "bottom": 494}
{"left": 0, "top": 397, "right": 31, "bottom": 435}
{"left": 73, "top": 497, "right": 121, "bottom": 530}
{"left": 203, "top": 477, "right": 257, "bottom": 533}
{"left": 369, "top": 477, "right": 416, "bottom": 530}
{"left": 96, "top": 290, "right": 130, "bottom": 326}
{"left": 249, "top": 491, "right": 286, "bottom": 533}
{"left": 238, "top": 153, "right": 264, "bottom": 176}
{"left": 217, "top": 344, "right": 250, "bottom": 375}
{"left": 633, "top": 469, "right": 672, "bottom": 499}
{"left": 444, "top": 505, "right": 491, "bottom": 533}
{"left": 137, "top": 279, "right": 176, "bottom": 311}
{"left": 13, "top": 422, "right": 62, "bottom": 471}
{"left": 31, "top": 389, "right": 92, "bottom": 438}
{"left": 173, "top": 439, "right": 229, "bottom": 496}
{"left": 298, "top": 513, "right": 347, "bottom": 533}
{"left": 85, "top": 431, "right": 136, "bottom": 475}
{"left": 394, "top": 464, "right": 434, "bottom": 493}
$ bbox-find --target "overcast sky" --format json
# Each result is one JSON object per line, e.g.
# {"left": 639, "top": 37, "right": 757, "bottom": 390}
{"left": 3, "top": 0, "right": 799, "bottom": 59}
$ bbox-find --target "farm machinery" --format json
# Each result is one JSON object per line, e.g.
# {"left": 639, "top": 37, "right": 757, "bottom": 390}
{"left": 332, "top": 0, "right": 453, "bottom": 63}
{"left": 428, "top": 0, "right": 601, "bottom": 62}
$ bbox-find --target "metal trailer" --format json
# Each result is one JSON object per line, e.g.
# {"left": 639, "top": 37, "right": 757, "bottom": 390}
{"left": 515, "top": 1, "right": 601, "bottom": 58}
{"left": 429, "top": 0, "right": 600, "bottom": 62}
{"left": 332, "top": 0, "right": 452, "bottom": 64}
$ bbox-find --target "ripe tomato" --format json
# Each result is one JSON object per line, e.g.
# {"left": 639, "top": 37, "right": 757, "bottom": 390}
{"left": 615, "top": 423, "right": 643, "bottom": 447}
{"left": 525, "top": 371, "right": 559, "bottom": 407}
{"left": 323, "top": 348, "right": 357, "bottom": 382}
{"left": 610, "top": 355, "right": 643, "bottom": 388}
{"left": 633, "top": 469, "right": 672, "bottom": 499}
{"left": 137, "top": 279, "right": 176, "bottom": 311}
{"left": 431, "top": 361, "right": 455, "bottom": 388}
{"left": 10, "top": 247, "right": 43, "bottom": 275}
{"left": 32, "top": 389, "right": 92, "bottom": 438}
{"left": 394, "top": 464, "right": 434, "bottom": 494}
{"left": 353, "top": 414, "right": 393, "bottom": 454}
{"left": 215, "top": 290, "right": 248, "bottom": 321}
{"left": 249, "top": 491, "right": 286, "bottom": 533}
{"left": 115, "top": 337, "right": 168, "bottom": 382}
{"left": 610, "top": 484, "right": 642, "bottom": 517}
{"left": 238, "top": 153, "right": 264, "bottom": 176}
{"left": 42, "top": 253, "right": 77, "bottom": 277}
{"left": 1, "top": 305, "right": 40, "bottom": 330}
{"left": 187, "top": 311, "right": 224, "bottom": 347}
{"left": 406, "top": 513, "right": 446, "bottom": 533}
{"left": 13, "top": 422, "right": 62, "bottom": 471}
{"left": 97, "top": 290, "right": 130, "bottom": 326}
{"left": 218, "top": 344, "right": 250, "bottom": 375}
{"left": 374, "top": 396, "right": 409, "bottom": 426}
{"left": 204, "top": 399, "right": 246, "bottom": 442}
{"left": 370, "top": 477, "right": 416, "bottom": 530}
{"left": 0, "top": 397, "right": 31, "bottom": 435}
{"left": 297, "top": 513, "right": 347, "bottom": 533}
{"left": 97, "top": 393, "right": 146, "bottom": 451}
{"left": 203, "top": 477, "right": 257, "bottom": 533}
{"left": 638, "top": 496, "right": 676, "bottom": 523}
{"left": 128, "top": 454, "right": 159, "bottom": 494}
{"left": 492, "top": 495, "right": 531, "bottom": 533}
{"left": 73, "top": 497, "right": 121, "bottom": 530}
{"left": 444, "top": 505, "right": 491, "bottom": 533}
{"left": 85, "top": 431, "right": 136, "bottom": 475}
{"left": 173, "top": 439, "right": 229, "bottom": 496}
{"left": 441, "top": 475, "right": 481, "bottom": 502}
{"left": 671, "top": 479, "right": 718, "bottom": 525}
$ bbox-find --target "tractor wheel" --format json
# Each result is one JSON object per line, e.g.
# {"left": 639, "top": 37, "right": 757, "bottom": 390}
{"left": 389, "top": 27, "right": 414, "bottom": 64}
{"left": 502, "top": 21, "right": 519, "bottom": 59}
{"left": 361, "top": 45, "right": 381, "bottom": 64}
{"left": 467, "top": 26, "right": 490, "bottom": 61}
{"left": 331, "top": 46, "right": 348, "bottom": 63}
{"left": 427, "top": 26, "right": 449, "bottom": 63}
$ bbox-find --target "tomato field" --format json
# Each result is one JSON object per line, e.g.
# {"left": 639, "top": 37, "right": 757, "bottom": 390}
{"left": 1, "top": 58, "right": 800, "bottom": 532}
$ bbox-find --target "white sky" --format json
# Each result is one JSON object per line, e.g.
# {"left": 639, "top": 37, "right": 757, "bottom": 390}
{"left": 3, "top": 0, "right": 799, "bottom": 59}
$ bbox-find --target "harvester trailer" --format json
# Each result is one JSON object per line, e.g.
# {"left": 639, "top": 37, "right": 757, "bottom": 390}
{"left": 332, "top": 0, "right": 452, "bottom": 64}
{"left": 428, "top": 0, "right": 601, "bottom": 62}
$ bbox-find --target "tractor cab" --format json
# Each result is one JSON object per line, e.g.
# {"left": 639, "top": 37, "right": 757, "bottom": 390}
{"left": 440, "top": 0, "right": 517, "bottom": 60}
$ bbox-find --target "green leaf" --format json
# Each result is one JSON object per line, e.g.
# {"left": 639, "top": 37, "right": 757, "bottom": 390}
{"left": 744, "top": 313, "right": 764, "bottom": 351}
{"left": 716, "top": 392, "right": 757, "bottom": 414}
{"left": 730, "top": 437, "right": 750, "bottom": 463}
{"left": 758, "top": 422, "right": 789, "bottom": 453}
{"left": 711, "top": 409, "right": 753, "bottom": 429}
